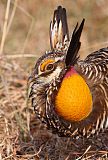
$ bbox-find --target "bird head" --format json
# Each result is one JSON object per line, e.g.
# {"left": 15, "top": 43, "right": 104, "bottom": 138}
{"left": 30, "top": 6, "right": 85, "bottom": 87}
{"left": 30, "top": 51, "right": 66, "bottom": 85}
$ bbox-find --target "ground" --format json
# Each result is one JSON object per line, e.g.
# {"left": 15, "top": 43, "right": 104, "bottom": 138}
{"left": 0, "top": 59, "right": 108, "bottom": 159}
{"left": 0, "top": 1, "right": 108, "bottom": 160}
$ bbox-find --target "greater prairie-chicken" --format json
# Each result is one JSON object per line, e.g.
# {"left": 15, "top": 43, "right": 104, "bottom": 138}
{"left": 29, "top": 6, "right": 108, "bottom": 138}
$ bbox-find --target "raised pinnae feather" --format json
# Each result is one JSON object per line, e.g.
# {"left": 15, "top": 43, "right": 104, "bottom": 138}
{"left": 50, "top": 6, "right": 69, "bottom": 50}
{"left": 65, "top": 19, "right": 85, "bottom": 66}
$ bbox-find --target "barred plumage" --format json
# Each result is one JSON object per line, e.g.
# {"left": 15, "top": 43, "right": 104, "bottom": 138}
{"left": 29, "top": 6, "right": 108, "bottom": 138}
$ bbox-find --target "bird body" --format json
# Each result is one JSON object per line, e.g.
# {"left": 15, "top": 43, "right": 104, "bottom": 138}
{"left": 29, "top": 6, "right": 108, "bottom": 138}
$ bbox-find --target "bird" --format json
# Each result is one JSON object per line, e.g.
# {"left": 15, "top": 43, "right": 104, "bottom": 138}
{"left": 29, "top": 6, "right": 108, "bottom": 138}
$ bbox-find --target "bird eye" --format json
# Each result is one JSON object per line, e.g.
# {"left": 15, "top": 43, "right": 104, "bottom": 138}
{"left": 45, "top": 63, "right": 54, "bottom": 71}
{"left": 40, "top": 59, "right": 55, "bottom": 72}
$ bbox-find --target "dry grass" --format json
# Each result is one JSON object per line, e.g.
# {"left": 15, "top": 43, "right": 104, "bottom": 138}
{"left": 0, "top": 0, "right": 108, "bottom": 159}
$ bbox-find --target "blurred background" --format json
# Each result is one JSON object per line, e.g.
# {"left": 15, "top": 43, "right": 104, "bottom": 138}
{"left": 0, "top": 0, "right": 108, "bottom": 60}
{"left": 0, "top": 0, "right": 108, "bottom": 159}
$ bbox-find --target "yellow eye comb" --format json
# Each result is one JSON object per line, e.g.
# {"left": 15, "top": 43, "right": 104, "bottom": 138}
{"left": 40, "top": 59, "right": 54, "bottom": 72}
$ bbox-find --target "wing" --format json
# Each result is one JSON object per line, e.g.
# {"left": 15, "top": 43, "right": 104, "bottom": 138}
{"left": 75, "top": 47, "right": 108, "bottom": 136}
{"left": 78, "top": 47, "right": 108, "bottom": 84}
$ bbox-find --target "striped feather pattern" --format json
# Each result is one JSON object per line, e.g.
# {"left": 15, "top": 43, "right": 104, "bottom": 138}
{"left": 29, "top": 6, "right": 108, "bottom": 138}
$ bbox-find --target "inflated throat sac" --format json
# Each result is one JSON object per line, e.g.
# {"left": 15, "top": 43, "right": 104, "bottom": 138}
{"left": 55, "top": 67, "right": 92, "bottom": 122}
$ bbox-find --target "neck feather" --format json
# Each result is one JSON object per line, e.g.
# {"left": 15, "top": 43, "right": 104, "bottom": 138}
{"left": 64, "top": 67, "right": 77, "bottom": 78}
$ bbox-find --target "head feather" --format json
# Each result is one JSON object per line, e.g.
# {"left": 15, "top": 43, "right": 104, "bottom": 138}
{"left": 49, "top": 6, "right": 69, "bottom": 50}
{"left": 65, "top": 19, "right": 85, "bottom": 66}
